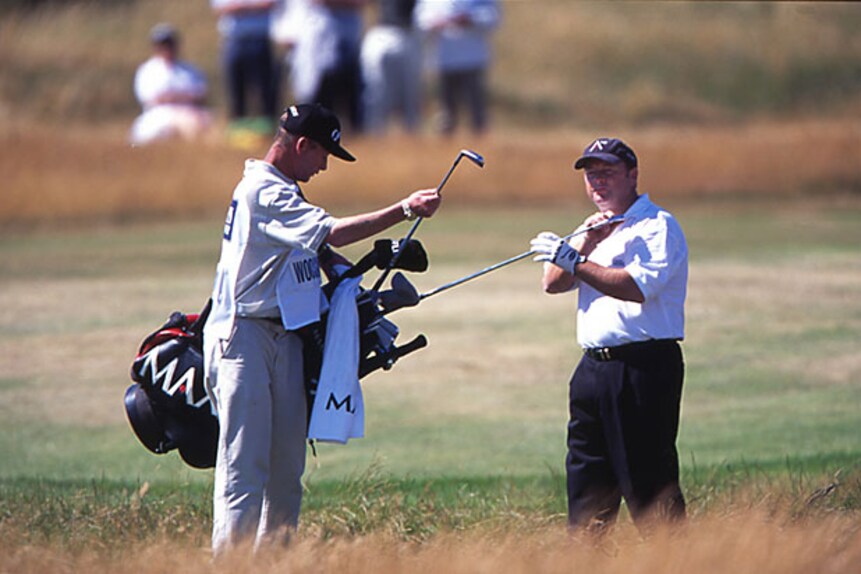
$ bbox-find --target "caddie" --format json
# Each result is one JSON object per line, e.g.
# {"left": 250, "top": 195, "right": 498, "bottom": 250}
{"left": 529, "top": 137, "right": 688, "bottom": 533}
{"left": 203, "top": 102, "right": 441, "bottom": 553}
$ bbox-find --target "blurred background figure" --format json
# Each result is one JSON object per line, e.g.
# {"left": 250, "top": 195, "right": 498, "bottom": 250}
{"left": 360, "top": 0, "right": 422, "bottom": 135}
{"left": 130, "top": 23, "right": 212, "bottom": 146}
{"left": 416, "top": 0, "right": 500, "bottom": 136}
{"left": 210, "top": 0, "right": 279, "bottom": 140}
{"left": 270, "top": 0, "right": 304, "bottom": 101}
{"left": 290, "top": 0, "right": 368, "bottom": 135}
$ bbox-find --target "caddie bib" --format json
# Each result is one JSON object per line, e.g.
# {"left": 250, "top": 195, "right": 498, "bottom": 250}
{"left": 277, "top": 251, "right": 324, "bottom": 329}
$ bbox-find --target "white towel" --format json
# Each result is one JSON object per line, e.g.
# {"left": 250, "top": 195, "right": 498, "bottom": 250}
{"left": 307, "top": 276, "right": 364, "bottom": 444}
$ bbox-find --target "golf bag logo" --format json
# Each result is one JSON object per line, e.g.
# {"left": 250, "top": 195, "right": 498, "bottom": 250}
{"left": 133, "top": 337, "right": 214, "bottom": 415}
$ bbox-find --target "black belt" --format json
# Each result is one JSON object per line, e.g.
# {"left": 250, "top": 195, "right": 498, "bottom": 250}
{"left": 245, "top": 316, "right": 284, "bottom": 327}
{"left": 583, "top": 339, "right": 678, "bottom": 362}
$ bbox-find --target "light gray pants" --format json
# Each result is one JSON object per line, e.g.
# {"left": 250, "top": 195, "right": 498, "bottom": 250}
{"left": 206, "top": 318, "right": 307, "bottom": 553}
{"left": 361, "top": 25, "right": 422, "bottom": 134}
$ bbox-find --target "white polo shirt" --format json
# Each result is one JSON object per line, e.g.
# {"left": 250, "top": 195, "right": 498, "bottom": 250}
{"left": 205, "top": 159, "right": 335, "bottom": 341}
{"left": 573, "top": 194, "right": 688, "bottom": 349}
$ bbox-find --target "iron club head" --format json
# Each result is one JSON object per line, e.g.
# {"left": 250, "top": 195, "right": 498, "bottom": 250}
{"left": 459, "top": 149, "right": 485, "bottom": 168}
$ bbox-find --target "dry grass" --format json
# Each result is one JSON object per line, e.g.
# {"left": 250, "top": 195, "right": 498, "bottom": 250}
{"left": 2, "top": 117, "right": 860, "bottom": 229}
{"left": 2, "top": 509, "right": 859, "bottom": 574}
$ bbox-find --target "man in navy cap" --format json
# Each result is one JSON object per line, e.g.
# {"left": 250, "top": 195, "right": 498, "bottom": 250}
{"left": 203, "top": 103, "right": 441, "bottom": 554}
{"left": 130, "top": 23, "right": 212, "bottom": 145}
{"left": 529, "top": 137, "right": 689, "bottom": 533}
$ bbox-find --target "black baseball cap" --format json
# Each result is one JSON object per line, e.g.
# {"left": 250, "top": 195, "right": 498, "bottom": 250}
{"left": 573, "top": 138, "right": 638, "bottom": 170}
{"left": 280, "top": 103, "right": 356, "bottom": 162}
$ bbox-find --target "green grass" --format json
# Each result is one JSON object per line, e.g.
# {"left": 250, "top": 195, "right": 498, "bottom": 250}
{"left": 2, "top": 461, "right": 859, "bottom": 550}
{"left": 1, "top": 196, "right": 860, "bottom": 545}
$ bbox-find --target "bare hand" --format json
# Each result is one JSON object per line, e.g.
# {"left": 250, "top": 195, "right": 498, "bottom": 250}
{"left": 575, "top": 212, "right": 622, "bottom": 254}
{"left": 405, "top": 188, "right": 442, "bottom": 219}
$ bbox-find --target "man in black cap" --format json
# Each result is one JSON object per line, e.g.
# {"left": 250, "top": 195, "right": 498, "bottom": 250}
{"left": 529, "top": 137, "right": 689, "bottom": 533}
{"left": 203, "top": 103, "right": 441, "bottom": 554}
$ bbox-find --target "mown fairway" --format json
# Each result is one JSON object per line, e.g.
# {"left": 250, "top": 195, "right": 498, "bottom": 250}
{"left": 1, "top": 196, "right": 859, "bottom": 484}
{"left": 1, "top": 195, "right": 860, "bottom": 571}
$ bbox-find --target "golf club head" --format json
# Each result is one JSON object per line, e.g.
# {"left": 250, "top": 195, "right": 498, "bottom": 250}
{"left": 378, "top": 272, "right": 421, "bottom": 313}
{"left": 459, "top": 149, "right": 485, "bottom": 168}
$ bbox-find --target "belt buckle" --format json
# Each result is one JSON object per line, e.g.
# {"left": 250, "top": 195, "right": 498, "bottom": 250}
{"left": 597, "top": 347, "right": 612, "bottom": 361}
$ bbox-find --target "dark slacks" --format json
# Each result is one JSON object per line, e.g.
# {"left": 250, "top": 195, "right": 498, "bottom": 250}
{"left": 222, "top": 35, "right": 277, "bottom": 120}
{"left": 566, "top": 340, "right": 686, "bottom": 531}
{"left": 438, "top": 67, "right": 487, "bottom": 135}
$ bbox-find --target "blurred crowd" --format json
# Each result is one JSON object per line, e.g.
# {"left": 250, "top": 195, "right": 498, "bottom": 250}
{"left": 130, "top": 0, "right": 501, "bottom": 147}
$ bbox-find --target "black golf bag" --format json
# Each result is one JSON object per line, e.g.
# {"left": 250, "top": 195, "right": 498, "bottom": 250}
{"left": 124, "top": 239, "right": 428, "bottom": 469}
{"left": 125, "top": 300, "right": 218, "bottom": 469}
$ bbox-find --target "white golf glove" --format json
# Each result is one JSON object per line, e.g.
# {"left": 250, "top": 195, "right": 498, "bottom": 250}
{"left": 530, "top": 232, "right": 583, "bottom": 275}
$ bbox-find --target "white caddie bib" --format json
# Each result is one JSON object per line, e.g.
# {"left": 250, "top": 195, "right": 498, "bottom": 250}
{"left": 277, "top": 251, "right": 323, "bottom": 329}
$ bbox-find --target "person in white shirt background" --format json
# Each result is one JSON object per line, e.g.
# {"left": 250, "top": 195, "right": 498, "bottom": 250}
{"left": 530, "top": 137, "right": 689, "bottom": 534}
{"left": 130, "top": 23, "right": 212, "bottom": 146}
{"left": 415, "top": 0, "right": 500, "bottom": 136}
{"left": 360, "top": 0, "right": 422, "bottom": 135}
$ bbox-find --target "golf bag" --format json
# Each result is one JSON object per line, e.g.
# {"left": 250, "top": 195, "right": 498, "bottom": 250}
{"left": 124, "top": 300, "right": 218, "bottom": 469}
{"left": 124, "top": 240, "right": 429, "bottom": 469}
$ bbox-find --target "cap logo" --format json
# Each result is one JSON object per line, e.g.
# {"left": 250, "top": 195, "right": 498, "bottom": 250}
{"left": 589, "top": 139, "right": 608, "bottom": 152}
{"left": 289, "top": 105, "right": 299, "bottom": 117}
{"left": 331, "top": 128, "right": 341, "bottom": 143}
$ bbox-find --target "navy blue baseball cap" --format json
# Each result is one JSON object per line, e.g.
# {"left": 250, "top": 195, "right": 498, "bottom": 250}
{"left": 574, "top": 138, "right": 638, "bottom": 170}
{"left": 149, "top": 23, "right": 178, "bottom": 45}
{"left": 280, "top": 103, "right": 356, "bottom": 162}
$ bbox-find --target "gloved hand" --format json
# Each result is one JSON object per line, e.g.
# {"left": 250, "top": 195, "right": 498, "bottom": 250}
{"left": 530, "top": 232, "right": 583, "bottom": 275}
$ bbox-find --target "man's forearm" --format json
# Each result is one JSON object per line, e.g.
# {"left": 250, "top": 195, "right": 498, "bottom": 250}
{"left": 576, "top": 263, "right": 644, "bottom": 303}
{"left": 326, "top": 203, "right": 405, "bottom": 247}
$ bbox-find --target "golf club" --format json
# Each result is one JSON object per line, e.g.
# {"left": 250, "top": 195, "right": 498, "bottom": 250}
{"left": 371, "top": 149, "right": 484, "bottom": 292}
{"left": 417, "top": 215, "right": 627, "bottom": 302}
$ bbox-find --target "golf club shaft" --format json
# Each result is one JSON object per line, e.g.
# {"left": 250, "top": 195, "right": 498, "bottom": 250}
{"left": 419, "top": 215, "right": 626, "bottom": 301}
{"left": 370, "top": 152, "right": 475, "bottom": 292}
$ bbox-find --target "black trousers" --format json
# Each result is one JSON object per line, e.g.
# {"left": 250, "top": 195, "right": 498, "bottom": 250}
{"left": 566, "top": 340, "right": 686, "bottom": 530}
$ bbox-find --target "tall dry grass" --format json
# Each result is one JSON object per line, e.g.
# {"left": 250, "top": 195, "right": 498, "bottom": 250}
{"left": 2, "top": 509, "right": 859, "bottom": 574}
{"left": 2, "top": 118, "right": 860, "bottom": 228}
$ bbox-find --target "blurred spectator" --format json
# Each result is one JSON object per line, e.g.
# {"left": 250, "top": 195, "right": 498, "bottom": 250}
{"left": 360, "top": 0, "right": 421, "bottom": 134}
{"left": 290, "top": 0, "right": 368, "bottom": 134}
{"left": 210, "top": 0, "right": 279, "bottom": 127}
{"left": 130, "top": 23, "right": 212, "bottom": 146}
{"left": 416, "top": 0, "right": 500, "bottom": 136}
{"left": 270, "top": 0, "right": 304, "bottom": 97}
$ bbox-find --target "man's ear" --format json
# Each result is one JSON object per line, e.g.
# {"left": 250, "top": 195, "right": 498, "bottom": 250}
{"left": 295, "top": 135, "right": 310, "bottom": 153}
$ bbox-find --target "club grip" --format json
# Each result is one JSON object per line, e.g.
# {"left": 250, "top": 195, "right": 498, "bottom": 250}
{"left": 359, "top": 334, "right": 428, "bottom": 378}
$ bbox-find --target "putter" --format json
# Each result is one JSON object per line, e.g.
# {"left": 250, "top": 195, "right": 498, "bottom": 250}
{"left": 371, "top": 149, "right": 484, "bottom": 293}
{"left": 417, "top": 215, "right": 626, "bottom": 302}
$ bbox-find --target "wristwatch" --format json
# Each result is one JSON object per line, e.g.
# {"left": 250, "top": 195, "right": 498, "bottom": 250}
{"left": 573, "top": 252, "right": 588, "bottom": 275}
{"left": 401, "top": 200, "right": 417, "bottom": 221}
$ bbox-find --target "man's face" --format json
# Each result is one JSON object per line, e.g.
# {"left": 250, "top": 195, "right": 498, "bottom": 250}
{"left": 582, "top": 159, "right": 638, "bottom": 215}
{"left": 294, "top": 138, "right": 330, "bottom": 182}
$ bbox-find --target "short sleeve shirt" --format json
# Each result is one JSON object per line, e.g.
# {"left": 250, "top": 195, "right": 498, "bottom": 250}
{"left": 575, "top": 194, "right": 688, "bottom": 348}
{"left": 133, "top": 57, "right": 208, "bottom": 110}
{"left": 206, "top": 159, "right": 335, "bottom": 339}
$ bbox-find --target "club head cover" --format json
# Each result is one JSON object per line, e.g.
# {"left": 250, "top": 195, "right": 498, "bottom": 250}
{"left": 378, "top": 272, "right": 421, "bottom": 312}
{"left": 373, "top": 238, "right": 429, "bottom": 273}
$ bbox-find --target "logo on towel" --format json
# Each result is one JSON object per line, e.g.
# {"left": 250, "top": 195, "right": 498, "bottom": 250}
{"left": 326, "top": 392, "right": 356, "bottom": 414}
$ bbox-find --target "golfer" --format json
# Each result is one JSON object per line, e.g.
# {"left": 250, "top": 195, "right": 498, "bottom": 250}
{"left": 529, "top": 137, "right": 688, "bottom": 532}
